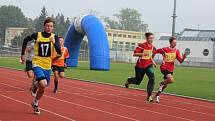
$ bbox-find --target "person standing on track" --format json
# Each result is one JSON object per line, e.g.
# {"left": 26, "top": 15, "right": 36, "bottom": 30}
{"left": 124, "top": 32, "right": 157, "bottom": 102}
{"left": 51, "top": 36, "right": 69, "bottom": 93}
{"left": 154, "top": 37, "right": 187, "bottom": 103}
{"left": 21, "top": 17, "right": 61, "bottom": 115}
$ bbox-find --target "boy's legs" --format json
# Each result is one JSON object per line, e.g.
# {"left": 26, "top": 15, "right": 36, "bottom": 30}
{"left": 54, "top": 66, "right": 65, "bottom": 93}
{"left": 125, "top": 66, "right": 146, "bottom": 88}
{"left": 155, "top": 70, "right": 174, "bottom": 103}
{"left": 145, "top": 66, "right": 155, "bottom": 101}
{"left": 32, "top": 67, "right": 50, "bottom": 114}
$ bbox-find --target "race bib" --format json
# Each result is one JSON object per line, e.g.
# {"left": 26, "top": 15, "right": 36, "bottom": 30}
{"left": 141, "top": 50, "right": 152, "bottom": 60}
{"left": 165, "top": 53, "right": 176, "bottom": 62}
{"left": 38, "top": 42, "right": 51, "bottom": 57}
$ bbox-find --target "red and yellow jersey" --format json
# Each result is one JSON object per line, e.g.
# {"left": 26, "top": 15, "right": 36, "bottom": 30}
{"left": 134, "top": 42, "right": 156, "bottom": 68}
{"left": 155, "top": 47, "right": 184, "bottom": 72}
{"left": 52, "top": 47, "right": 69, "bottom": 67}
{"left": 32, "top": 32, "right": 55, "bottom": 70}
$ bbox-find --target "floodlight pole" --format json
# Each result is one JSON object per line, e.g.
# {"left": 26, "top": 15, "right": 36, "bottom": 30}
{"left": 172, "top": 0, "right": 177, "bottom": 36}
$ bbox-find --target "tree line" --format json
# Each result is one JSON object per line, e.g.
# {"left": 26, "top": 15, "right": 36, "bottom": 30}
{"left": 0, "top": 5, "right": 147, "bottom": 48}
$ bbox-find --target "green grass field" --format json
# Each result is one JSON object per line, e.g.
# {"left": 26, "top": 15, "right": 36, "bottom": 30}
{"left": 0, "top": 57, "right": 214, "bottom": 101}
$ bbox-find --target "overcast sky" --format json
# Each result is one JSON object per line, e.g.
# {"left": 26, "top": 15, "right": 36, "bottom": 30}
{"left": 1, "top": 0, "right": 214, "bottom": 33}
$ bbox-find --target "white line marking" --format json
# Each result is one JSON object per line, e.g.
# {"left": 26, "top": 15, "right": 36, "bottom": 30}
{"left": 44, "top": 95, "right": 139, "bottom": 121}
{"left": 1, "top": 69, "right": 215, "bottom": 119}
{"left": 56, "top": 82, "right": 215, "bottom": 117}
{"left": 63, "top": 78, "right": 215, "bottom": 108}
{"left": 2, "top": 72, "right": 215, "bottom": 113}
{"left": 0, "top": 90, "right": 26, "bottom": 93}
{"left": 0, "top": 75, "right": 204, "bottom": 121}
{"left": 1, "top": 77, "right": 139, "bottom": 121}
{"left": 61, "top": 89, "right": 195, "bottom": 121}
{"left": 0, "top": 94, "right": 75, "bottom": 121}
{"left": 1, "top": 66, "right": 214, "bottom": 102}
{"left": 2, "top": 66, "right": 215, "bottom": 104}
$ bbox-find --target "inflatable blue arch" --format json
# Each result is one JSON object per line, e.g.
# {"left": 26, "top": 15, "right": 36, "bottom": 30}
{"left": 64, "top": 15, "right": 110, "bottom": 70}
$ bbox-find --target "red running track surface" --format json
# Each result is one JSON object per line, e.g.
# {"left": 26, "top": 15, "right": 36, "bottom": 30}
{"left": 0, "top": 67, "right": 214, "bottom": 121}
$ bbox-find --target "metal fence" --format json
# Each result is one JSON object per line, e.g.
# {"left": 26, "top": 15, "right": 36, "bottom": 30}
{"left": 1, "top": 46, "right": 215, "bottom": 68}
{"left": 0, "top": 46, "right": 21, "bottom": 57}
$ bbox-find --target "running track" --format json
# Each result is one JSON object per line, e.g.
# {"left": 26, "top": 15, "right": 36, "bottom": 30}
{"left": 0, "top": 67, "right": 214, "bottom": 121}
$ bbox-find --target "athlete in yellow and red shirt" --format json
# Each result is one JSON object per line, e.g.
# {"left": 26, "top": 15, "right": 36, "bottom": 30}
{"left": 154, "top": 37, "right": 187, "bottom": 103}
{"left": 52, "top": 37, "right": 69, "bottom": 93}
{"left": 125, "top": 32, "right": 157, "bottom": 102}
{"left": 21, "top": 17, "right": 61, "bottom": 114}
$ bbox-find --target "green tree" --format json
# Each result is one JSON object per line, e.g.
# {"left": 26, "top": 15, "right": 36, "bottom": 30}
{"left": 114, "top": 8, "right": 143, "bottom": 31}
{"left": 102, "top": 16, "right": 121, "bottom": 29}
{"left": 0, "top": 5, "right": 28, "bottom": 43}
{"left": 27, "top": 18, "right": 36, "bottom": 30}
{"left": 102, "top": 8, "right": 147, "bottom": 32}
{"left": 54, "top": 13, "right": 71, "bottom": 36}
{"left": 64, "top": 17, "right": 71, "bottom": 35}
{"left": 35, "top": 6, "right": 47, "bottom": 32}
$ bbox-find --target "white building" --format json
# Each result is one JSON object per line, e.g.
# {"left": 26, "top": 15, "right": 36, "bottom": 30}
{"left": 4, "top": 27, "right": 28, "bottom": 47}
{"left": 154, "top": 28, "right": 215, "bottom": 66}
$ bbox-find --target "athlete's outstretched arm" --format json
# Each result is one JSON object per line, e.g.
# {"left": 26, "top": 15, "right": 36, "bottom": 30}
{"left": 176, "top": 50, "right": 186, "bottom": 63}
{"left": 154, "top": 48, "right": 164, "bottom": 55}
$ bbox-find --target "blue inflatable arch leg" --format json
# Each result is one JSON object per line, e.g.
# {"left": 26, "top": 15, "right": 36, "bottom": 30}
{"left": 64, "top": 15, "right": 110, "bottom": 70}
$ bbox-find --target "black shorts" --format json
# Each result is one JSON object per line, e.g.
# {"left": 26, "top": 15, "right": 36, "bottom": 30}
{"left": 161, "top": 70, "right": 173, "bottom": 79}
{"left": 25, "top": 60, "right": 33, "bottom": 71}
{"left": 52, "top": 65, "right": 65, "bottom": 73}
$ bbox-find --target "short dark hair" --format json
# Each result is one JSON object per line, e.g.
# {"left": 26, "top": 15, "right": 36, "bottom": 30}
{"left": 43, "top": 17, "right": 55, "bottom": 26}
{"left": 145, "top": 32, "right": 153, "bottom": 38}
{"left": 169, "top": 36, "right": 176, "bottom": 43}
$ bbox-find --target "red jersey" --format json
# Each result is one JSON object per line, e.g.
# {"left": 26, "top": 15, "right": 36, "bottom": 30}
{"left": 155, "top": 47, "right": 185, "bottom": 72}
{"left": 134, "top": 42, "right": 156, "bottom": 68}
{"left": 52, "top": 47, "right": 69, "bottom": 67}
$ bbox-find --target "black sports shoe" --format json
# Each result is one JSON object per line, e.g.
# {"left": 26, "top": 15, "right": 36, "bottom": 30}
{"left": 125, "top": 81, "right": 130, "bottom": 88}
{"left": 31, "top": 102, "right": 40, "bottom": 115}
{"left": 125, "top": 77, "right": 131, "bottom": 88}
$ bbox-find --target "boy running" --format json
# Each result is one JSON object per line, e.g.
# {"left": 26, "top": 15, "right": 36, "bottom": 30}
{"left": 124, "top": 32, "right": 156, "bottom": 102}
{"left": 52, "top": 37, "right": 69, "bottom": 93}
{"left": 20, "top": 39, "right": 35, "bottom": 92}
{"left": 21, "top": 17, "right": 61, "bottom": 114}
{"left": 21, "top": 39, "right": 34, "bottom": 78}
{"left": 154, "top": 37, "right": 187, "bottom": 103}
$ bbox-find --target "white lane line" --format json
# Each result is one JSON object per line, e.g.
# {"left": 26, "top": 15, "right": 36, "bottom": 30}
{"left": 1, "top": 75, "right": 201, "bottom": 121}
{"left": 2, "top": 74, "right": 215, "bottom": 118}
{"left": 44, "top": 95, "right": 139, "bottom": 121}
{"left": 0, "top": 94, "right": 75, "bottom": 121}
{"left": 2, "top": 73, "right": 215, "bottom": 117}
{"left": 63, "top": 78, "right": 215, "bottom": 109}
{"left": 53, "top": 82, "right": 215, "bottom": 117}
{"left": 60, "top": 88, "right": 195, "bottom": 121}
{"left": 2, "top": 68, "right": 214, "bottom": 109}
{"left": 1, "top": 77, "right": 139, "bottom": 121}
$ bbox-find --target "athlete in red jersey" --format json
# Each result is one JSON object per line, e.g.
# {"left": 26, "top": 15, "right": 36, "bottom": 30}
{"left": 125, "top": 32, "right": 156, "bottom": 102}
{"left": 154, "top": 37, "right": 187, "bottom": 103}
